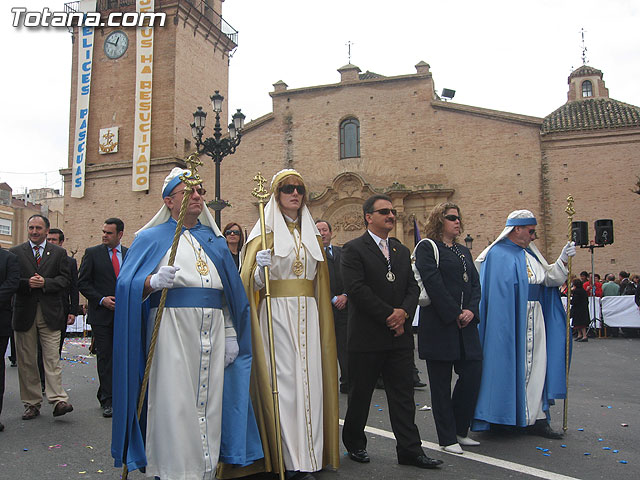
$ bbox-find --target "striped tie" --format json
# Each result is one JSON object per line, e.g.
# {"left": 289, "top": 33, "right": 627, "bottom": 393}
{"left": 34, "top": 245, "right": 41, "bottom": 265}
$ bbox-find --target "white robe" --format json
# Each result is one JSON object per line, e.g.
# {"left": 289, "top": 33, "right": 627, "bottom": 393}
{"left": 253, "top": 226, "right": 324, "bottom": 473}
{"left": 523, "top": 251, "right": 567, "bottom": 425}
{"left": 145, "top": 232, "right": 234, "bottom": 480}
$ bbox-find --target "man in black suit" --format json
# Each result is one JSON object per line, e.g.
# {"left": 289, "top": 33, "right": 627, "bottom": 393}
{"left": 341, "top": 194, "right": 443, "bottom": 469}
{"left": 0, "top": 247, "right": 20, "bottom": 432}
{"left": 10, "top": 214, "right": 73, "bottom": 420}
{"left": 316, "top": 219, "right": 349, "bottom": 394}
{"left": 78, "top": 218, "right": 126, "bottom": 418}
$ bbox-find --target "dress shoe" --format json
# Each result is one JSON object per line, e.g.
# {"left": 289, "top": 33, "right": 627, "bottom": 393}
{"left": 526, "top": 420, "right": 563, "bottom": 439}
{"left": 10, "top": 360, "right": 17, "bottom": 367}
{"left": 102, "top": 405, "right": 113, "bottom": 418}
{"left": 413, "top": 381, "right": 427, "bottom": 388}
{"left": 288, "top": 472, "right": 315, "bottom": 480}
{"left": 22, "top": 405, "right": 40, "bottom": 420}
{"left": 577, "top": 337, "right": 588, "bottom": 342}
{"left": 442, "top": 443, "right": 464, "bottom": 454}
{"left": 397, "top": 454, "right": 443, "bottom": 469}
{"left": 53, "top": 401, "right": 74, "bottom": 417}
{"left": 348, "top": 449, "right": 370, "bottom": 463}
{"left": 339, "top": 384, "right": 349, "bottom": 394}
{"left": 457, "top": 435, "right": 480, "bottom": 446}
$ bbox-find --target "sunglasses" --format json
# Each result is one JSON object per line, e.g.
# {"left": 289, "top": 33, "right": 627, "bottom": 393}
{"left": 225, "top": 229, "right": 241, "bottom": 236}
{"left": 444, "top": 214, "right": 461, "bottom": 222}
{"left": 279, "top": 184, "right": 306, "bottom": 195}
{"left": 169, "top": 186, "right": 206, "bottom": 197}
{"left": 372, "top": 208, "right": 397, "bottom": 216}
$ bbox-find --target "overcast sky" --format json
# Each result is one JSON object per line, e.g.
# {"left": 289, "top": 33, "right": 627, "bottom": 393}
{"left": 2, "top": 0, "right": 639, "bottom": 194}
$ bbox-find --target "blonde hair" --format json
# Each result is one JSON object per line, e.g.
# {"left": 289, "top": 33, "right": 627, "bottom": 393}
{"left": 423, "top": 202, "right": 464, "bottom": 241}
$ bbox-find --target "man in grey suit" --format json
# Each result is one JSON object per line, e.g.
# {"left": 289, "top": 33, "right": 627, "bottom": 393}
{"left": 316, "top": 219, "right": 349, "bottom": 394}
{"left": 78, "top": 218, "right": 126, "bottom": 417}
{"left": 10, "top": 214, "right": 72, "bottom": 420}
{"left": 0, "top": 247, "right": 20, "bottom": 431}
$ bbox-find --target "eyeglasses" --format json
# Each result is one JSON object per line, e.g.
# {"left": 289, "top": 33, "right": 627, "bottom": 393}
{"left": 279, "top": 184, "right": 306, "bottom": 195}
{"left": 225, "top": 229, "right": 241, "bottom": 236}
{"left": 444, "top": 214, "right": 461, "bottom": 222}
{"left": 372, "top": 208, "right": 397, "bottom": 216}
{"left": 528, "top": 229, "right": 536, "bottom": 235}
{"left": 169, "top": 186, "right": 206, "bottom": 197}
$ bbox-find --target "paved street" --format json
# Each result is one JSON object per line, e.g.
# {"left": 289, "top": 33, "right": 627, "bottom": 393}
{"left": 1, "top": 334, "right": 638, "bottom": 479}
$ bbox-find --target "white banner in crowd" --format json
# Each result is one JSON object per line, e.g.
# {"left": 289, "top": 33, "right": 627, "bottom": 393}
{"left": 601, "top": 296, "right": 640, "bottom": 328}
{"left": 70, "top": 0, "right": 97, "bottom": 198}
{"left": 132, "top": 0, "right": 155, "bottom": 191}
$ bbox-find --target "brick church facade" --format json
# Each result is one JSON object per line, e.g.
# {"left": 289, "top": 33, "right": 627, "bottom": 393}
{"left": 60, "top": 1, "right": 639, "bottom": 275}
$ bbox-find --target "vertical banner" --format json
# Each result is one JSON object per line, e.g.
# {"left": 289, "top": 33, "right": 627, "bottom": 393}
{"left": 71, "top": 0, "right": 97, "bottom": 198}
{"left": 132, "top": 0, "right": 155, "bottom": 191}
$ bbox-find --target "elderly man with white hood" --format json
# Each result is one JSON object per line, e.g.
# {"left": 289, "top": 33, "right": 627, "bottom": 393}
{"left": 235, "top": 169, "right": 339, "bottom": 480}
{"left": 471, "top": 210, "right": 575, "bottom": 439}
{"left": 111, "top": 168, "right": 262, "bottom": 479}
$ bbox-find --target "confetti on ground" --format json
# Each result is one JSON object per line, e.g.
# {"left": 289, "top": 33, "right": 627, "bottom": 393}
{"left": 603, "top": 447, "right": 611, "bottom": 450}
{"left": 619, "top": 460, "right": 628, "bottom": 464}
{"left": 543, "top": 453, "right": 550, "bottom": 456}
{"left": 378, "top": 408, "right": 383, "bottom": 411}
{"left": 584, "top": 452, "right": 591, "bottom": 456}
{"left": 613, "top": 450, "right": 619, "bottom": 453}
{"left": 578, "top": 428, "right": 584, "bottom": 431}
{"left": 58, "top": 464, "right": 67, "bottom": 467}
{"left": 419, "top": 405, "right": 431, "bottom": 411}
{"left": 621, "top": 423, "right": 628, "bottom": 427}
{"left": 86, "top": 445, "right": 94, "bottom": 449}
{"left": 48, "top": 444, "right": 62, "bottom": 450}
{"left": 23, "top": 449, "right": 28, "bottom": 451}
{"left": 561, "top": 445, "right": 567, "bottom": 448}
{"left": 598, "top": 438, "right": 603, "bottom": 441}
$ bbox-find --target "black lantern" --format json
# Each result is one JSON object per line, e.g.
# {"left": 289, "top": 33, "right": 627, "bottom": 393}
{"left": 191, "top": 90, "right": 245, "bottom": 226}
{"left": 464, "top": 234, "right": 474, "bottom": 250}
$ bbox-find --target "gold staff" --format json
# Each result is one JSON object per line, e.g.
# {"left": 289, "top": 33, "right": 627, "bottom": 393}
{"left": 251, "top": 172, "right": 285, "bottom": 480}
{"left": 122, "top": 153, "right": 204, "bottom": 479}
{"left": 563, "top": 195, "right": 575, "bottom": 432}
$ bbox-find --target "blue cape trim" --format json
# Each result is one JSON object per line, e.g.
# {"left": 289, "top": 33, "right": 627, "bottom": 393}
{"left": 472, "top": 239, "right": 569, "bottom": 431}
{"left": 111, "top": 218, "right": 263, "bottom": 472}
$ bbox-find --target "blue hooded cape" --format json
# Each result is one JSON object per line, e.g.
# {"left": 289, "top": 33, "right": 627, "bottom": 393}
{"left": 472, "top": 239, "right": 569, "bottom": 431}
{"left": 111, "top": 218, "right": 263, "bottom": 472}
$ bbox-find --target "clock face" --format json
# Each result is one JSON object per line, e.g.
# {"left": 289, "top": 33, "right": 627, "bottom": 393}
{"left": 104, "top": 31, "right": 129, "bottom": 59}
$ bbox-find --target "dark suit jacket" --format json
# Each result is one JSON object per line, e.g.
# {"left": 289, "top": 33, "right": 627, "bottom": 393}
{"left": 341, "top": 231, "right": 419, "bottom": 352}
{"left": 415, "top": 240, "right": 482, "bottom": 361}
{"left": 0, "top": 249, "right": 20, "bottom": 336}
{"left": 10, "top": 241, "right": 70, "bottom": 331}
{"left": 78, "top": 244, "right": 127, "bottom": 327}
{"left": 326, "top": 244, "right": 347, "bottom": 322}
{"left": 64, "top": 256, "right": 80, "bottom": 318}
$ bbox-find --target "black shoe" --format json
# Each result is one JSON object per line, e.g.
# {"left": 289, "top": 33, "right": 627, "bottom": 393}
{"left": 414, "top": 381, "right": 427, "bottom": 388}
{"left": 577, "top": 338, "right": 588, "bottom": 342}
{"left": 398, "top": 454, "right": 443, "bottom": 469}
{"left": 375, "top": 378, "right": 384, "bottom": 389}
{"left": 526, "top": 420, "right": 563, "bottom": 439}
{"left": 339, "top": 384, "right": 349, "bottom": 394}
{"left": 348, "top": 449, "right": 370, "bottom": 463}
{"left": 102, "top": 405, "right": 113, "bottom": 418}
{"left": 289, "top": 473, "right": 315, "bottom": 480}
{"left": 10, "top": 360, "right": 17, "bottom": 367}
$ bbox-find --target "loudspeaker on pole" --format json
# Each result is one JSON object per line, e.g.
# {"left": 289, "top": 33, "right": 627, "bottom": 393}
{"left": 571, "top": 221, "right": 589, "bottom": 246}
{"left": 594, "top": 219, "right": 614, "bottom": 245}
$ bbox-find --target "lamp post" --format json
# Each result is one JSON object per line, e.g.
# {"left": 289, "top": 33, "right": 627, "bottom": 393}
{"left": 464, "top": 234, "right": 474, "bottom": 250}
{"left": 191, "top": 90, "right": 246, "bottom": 226}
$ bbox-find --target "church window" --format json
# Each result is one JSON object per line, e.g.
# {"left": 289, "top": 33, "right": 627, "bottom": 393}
{"left": 340, "top": 118, "right": 360, "bottom": 159}
{"left": 582, "top": 80, "right": 593, "bottom": 97}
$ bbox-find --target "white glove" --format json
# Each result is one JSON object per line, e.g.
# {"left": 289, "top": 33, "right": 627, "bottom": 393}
{"left": 256, "top": 249, "right": 272, "bottom": 268}
{"left": 224, "top": 336, "right": 239, "bottom": 367}
{"left": 149, "top": 265, "right": 181, "bottom": 290}
{"left": 559, "top": 241, "right": 576, "bottom": 263}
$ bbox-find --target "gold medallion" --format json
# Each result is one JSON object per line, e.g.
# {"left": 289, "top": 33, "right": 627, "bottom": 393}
{"left": 463, "top": 272, "right": 469, "bottom": 282}
{"left": 292, "top": 259, "right": 304, "bottom": 276}
{"left": 196, "top": 258, "right": 209, "bottom": 276}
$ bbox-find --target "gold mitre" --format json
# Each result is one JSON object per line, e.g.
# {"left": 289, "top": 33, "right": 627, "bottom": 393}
{"left": 270, "top": 169, "right": 304, "bottom": 193}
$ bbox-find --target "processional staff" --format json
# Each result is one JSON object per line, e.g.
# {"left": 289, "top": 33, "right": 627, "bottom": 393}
{"left": 563, "top": 195, "right": 575, "bottom": 432}
{"left": 251, "top": 172, "right": 286, "bottom": 480}
{"left": 122, "top": 153, "right": 204, "bottom": 479}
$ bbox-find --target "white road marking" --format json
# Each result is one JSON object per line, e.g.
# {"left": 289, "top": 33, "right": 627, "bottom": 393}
{"left": 339, "top": 420, "right": 582, "bottom": 480}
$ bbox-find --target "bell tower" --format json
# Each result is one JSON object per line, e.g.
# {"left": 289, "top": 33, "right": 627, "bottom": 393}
{"left": 61, "top": 0, "right": 237, "bottom": 250}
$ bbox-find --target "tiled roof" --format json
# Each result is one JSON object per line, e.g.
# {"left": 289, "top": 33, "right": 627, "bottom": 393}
{"left": 359, "top": 70, "right": 385, "bottom": 80}
{"left": 541, "top": 98, "right": 640, "bottom": 133}
{"left": 569, "top": 65, "right": 603, "bottom": 79}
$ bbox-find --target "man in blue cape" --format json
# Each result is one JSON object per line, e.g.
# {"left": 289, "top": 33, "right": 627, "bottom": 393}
{"left": 111, "top": 168, "right": 262, "bottom": 479}
{"left": 471, "top": 210, "right": 575, "bottom": 439}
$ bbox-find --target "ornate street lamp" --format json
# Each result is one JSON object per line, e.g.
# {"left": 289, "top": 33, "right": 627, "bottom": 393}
{"left": 464, "top": 234, "right": 474, "bottom": 250}
{"left": 191, "top": 90, "right": 246, "bottom": 226}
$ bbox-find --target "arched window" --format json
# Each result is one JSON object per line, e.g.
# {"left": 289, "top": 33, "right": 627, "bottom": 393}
{"left": 340, "top": 118, "right": 360, "bottom": 159}
{"left": 582, "top": 80, "right": 593, "bottom": 98}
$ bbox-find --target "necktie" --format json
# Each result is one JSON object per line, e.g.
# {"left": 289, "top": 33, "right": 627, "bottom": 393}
{"left": 380, "top": 239, "right": 389, "bottom": 260}
{"left": 326, "top": 246, "right": 333, "bottom": 260}
{"left": 112, "top": 248, "right": 120, "bottom": 277}
{"left": 34, "top": 245, "right": 41, "bottom": 265}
